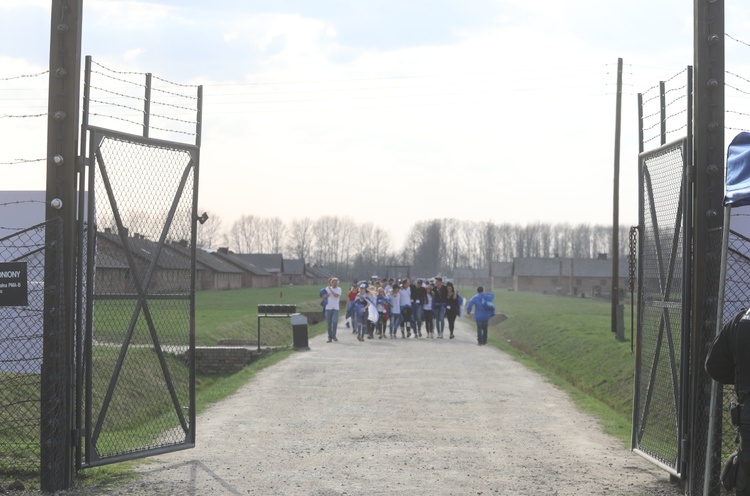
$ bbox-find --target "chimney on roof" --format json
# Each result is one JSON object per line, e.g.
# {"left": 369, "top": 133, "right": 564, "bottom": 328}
{"left": 218, "top": 247, "right": 229, "bottom": 254}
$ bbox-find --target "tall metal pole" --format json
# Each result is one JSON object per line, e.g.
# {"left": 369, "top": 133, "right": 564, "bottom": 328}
{"left": 612, "top": 57, "right": 624, "bottom": 340}
{"left": 688, "top": 0, "right": 724, "bottom": 493}
{"left": 41, "top": 0, "right": 83, "bottom": 492}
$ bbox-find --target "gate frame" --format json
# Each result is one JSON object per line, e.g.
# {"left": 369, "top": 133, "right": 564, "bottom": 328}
{"left": 632, "top": 137, "right": 692, "bottom": 477}
{"left": 77, "top": 126, "right": 200, "bottom": 467}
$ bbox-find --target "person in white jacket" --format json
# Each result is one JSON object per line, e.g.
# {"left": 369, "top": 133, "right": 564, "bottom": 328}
{"left": 322, "top": 278, "right": 342, "bottom": 343}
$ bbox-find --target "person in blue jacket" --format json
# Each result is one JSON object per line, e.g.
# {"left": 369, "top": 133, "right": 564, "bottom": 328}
{"left": 465, "top": 286, "right": 495, "bottom": 346}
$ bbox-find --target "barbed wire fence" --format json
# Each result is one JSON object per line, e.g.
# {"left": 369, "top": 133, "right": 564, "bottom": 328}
{"left": 0, "top": 61, "right": 53, "bottom": 485}
{"left": 0, "top": 53, "right": 201, "bottom": 488}
{"left": 85, "top": 59, "right": 201, "bottom": 143}
{"left": 633, "top": 32, "right": 750, "bottom": 496}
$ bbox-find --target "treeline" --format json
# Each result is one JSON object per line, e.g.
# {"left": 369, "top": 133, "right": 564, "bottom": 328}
{"left": 198, "top": 212, "right": 632, "bottom": 280}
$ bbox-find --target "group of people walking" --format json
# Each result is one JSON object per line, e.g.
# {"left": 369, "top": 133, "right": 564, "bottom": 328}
{"left": 320, "top": 276, "right": 496, "bottom": 346}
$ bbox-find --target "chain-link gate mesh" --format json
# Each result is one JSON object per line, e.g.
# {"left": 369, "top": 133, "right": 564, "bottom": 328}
{"left": 83, "top": 131, "right": 196, "bottom": 464}
{"left": 633, "top": 141, "right": 687, "bottom": 473}
{"left": 0, "top": 220, "right": 64, "bottom": 483}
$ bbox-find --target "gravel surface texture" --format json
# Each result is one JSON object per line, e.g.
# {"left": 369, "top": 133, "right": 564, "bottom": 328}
{"left": 57, "top": 318, "right": 683, "bottom": 496}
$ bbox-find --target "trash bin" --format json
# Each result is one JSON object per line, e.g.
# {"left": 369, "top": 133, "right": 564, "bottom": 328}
{"left": 290, "top": 313, "right": 309, "bottom": 350}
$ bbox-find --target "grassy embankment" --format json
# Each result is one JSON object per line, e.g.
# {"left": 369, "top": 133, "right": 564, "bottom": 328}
{"left": 475, "top": 288, "right": 637, "bottom": 444}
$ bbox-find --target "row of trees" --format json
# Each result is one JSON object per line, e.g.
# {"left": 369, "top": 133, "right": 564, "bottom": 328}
{"left": 198, "top": 212, "right": 633, "bottom": 279}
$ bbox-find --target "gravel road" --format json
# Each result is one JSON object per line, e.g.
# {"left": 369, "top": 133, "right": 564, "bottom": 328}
{"left": 62, "top": 317, "right": 682, "bottom": 496}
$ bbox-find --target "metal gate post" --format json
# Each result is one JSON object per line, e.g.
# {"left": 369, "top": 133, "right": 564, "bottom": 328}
{"left": 688, "top": 0, "right": 725, "bottom": 494}
{"left": 41, "top": 0, "right": 83, "bottom": 492}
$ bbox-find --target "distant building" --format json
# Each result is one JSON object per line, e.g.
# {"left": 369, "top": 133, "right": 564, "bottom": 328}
{"left": 165, "top": 241, "right": 243, "bottom": 290}
{"left": 452, "top": 267, "right": 490, "bottom": 289}
{"left": 96, "top": 229, "right": 192, "bottom": 294}
{"left": 512, "top": 256, "right": 629, "bottom": 297}
{"left": 213, "top": 248, "right": 273, "bottom": 289}
{"left": 236, "top": 254, "right": 284, "bottom": 285}
{"left": 454, "top": 256, "right": 629, "bottom": 297}
{"left": 491, "top": 262, "right": 514, "bottom": 290}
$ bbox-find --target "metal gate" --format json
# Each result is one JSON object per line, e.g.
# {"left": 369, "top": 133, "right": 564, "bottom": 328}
{"left": 632, "top": 138, "right": 691, "bottom": 476}
{"left": 77, "top": 126, "right": 199, "bottom": 466}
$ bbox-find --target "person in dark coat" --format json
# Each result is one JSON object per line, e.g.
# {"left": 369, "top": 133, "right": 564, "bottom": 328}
{"left": 706, "top": 308, "right": 750, "bottom": 495}
{"left": 431, "top": 277, "right": 449, "bottom": 338}
{"left": 411, "top": 279, "right": 428, "bottom": 337}
{"left": 444, "top": 282, "right": 462, "bottom": 339}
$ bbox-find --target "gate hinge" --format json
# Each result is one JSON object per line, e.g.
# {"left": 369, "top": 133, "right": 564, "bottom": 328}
{"left": 77, "top": 156, "right": 92, "bottom": 168}
{"left": 686, "top": 164, "right": 696, "bottom": 184}
{"left": 71, "top": 428, "right": 86, "bottom": 444}
{"left": 681, "top": 435, "right": 690, "bottom": 462}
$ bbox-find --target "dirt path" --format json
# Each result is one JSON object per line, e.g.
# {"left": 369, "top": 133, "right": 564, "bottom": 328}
{"left": 70, "top": 318, "right": 681, "bottom": 495}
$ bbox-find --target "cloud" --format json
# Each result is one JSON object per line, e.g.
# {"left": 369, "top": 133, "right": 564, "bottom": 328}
{"left": 87, "top": 0, "right": 179, "bottom": 31}
{"left": 6, "top": 0, "right": 748, "bottom": 249}
{"left": 0, "top": 0, "right": 47, "bottom": 10}
{"left": 123, "top": 48, "right": 147, "bottom": 61}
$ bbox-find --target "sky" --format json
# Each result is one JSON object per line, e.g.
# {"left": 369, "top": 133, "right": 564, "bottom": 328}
{"left": 2, "top": 0, "right": 750, "bottom": 250}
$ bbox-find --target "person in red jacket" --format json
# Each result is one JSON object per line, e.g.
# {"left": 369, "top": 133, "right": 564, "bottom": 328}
{"left": 346, "top": 283, "right": 358, "bottom": 332}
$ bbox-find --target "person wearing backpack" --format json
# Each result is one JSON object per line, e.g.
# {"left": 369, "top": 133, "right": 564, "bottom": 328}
{"left": 466, "top": 286, "right": 495, "bottom": 346}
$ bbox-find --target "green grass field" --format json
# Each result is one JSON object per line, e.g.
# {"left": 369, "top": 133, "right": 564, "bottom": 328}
{"left": 3, "top": 286, "right": 642, "bottom": 488}
{"left": 195, "top": 286, "right": 325, "bottom": 345}
{"left": 92, "top": 286, "right": 326, "bottom": 346}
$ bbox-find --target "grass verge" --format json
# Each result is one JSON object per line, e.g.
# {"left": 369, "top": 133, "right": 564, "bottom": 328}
{"left": 477, "top": 289, "right": 636, "bottom": 445}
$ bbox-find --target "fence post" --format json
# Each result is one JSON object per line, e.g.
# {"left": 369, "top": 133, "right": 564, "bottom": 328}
{"left": 688, "top": 0, "right": 725, "bottom": 494}
{"left": 41, "top": 0, "right": 83, "bottom": 492}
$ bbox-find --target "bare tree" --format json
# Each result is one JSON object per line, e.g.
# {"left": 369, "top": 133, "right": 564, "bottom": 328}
{"left": 592, "top": 224, "right": 610, "bottom": 257}
{"left": 443, "top": 219, "right": 461, "bottom": 270}
{"left": 537, "top": 222, "right": 553, "bottom": 258}
{"left": 371, "top": 226, "right": 392, "bottom": 275}
{"left": 571, "top": 223, "right": 592, "bottom": 258}
{"left": 553, "top": 224, "right": 572, "bottom": 258}
{"left": 337, "top": 217, "right": 357, "bottom": 270}
{"left": 263, "top": 217, "right": 287, "bottom": 254}
{"left": 287, "top": 217, "right": 314, "bottom": 261}
{"left": 461, "top": 221, "right": 481, "bottom": 267}
{"left": 196, "top": 210, "right": 223, "bottom": 250}
{"left": 351, "top": 222, "right": 384, "bottom": 277}
{"left": 313, "top": 216, "right": 346, "bottom": 267}
{"left": 512, "top": 224, "right": 526, "bottom": 258}
{"left": 407, "top": 220, "right": 442, "bottom": 276}
{"left": 228, "top": 215, "right": 260, "bottom": 253}
{"left": 496, "top": 223, "right": 515, "bottom": 261}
